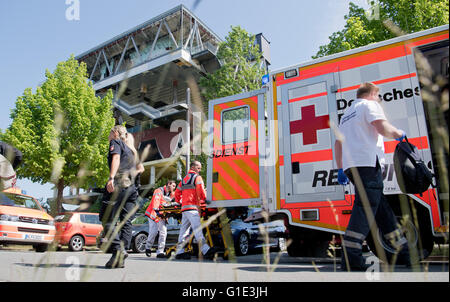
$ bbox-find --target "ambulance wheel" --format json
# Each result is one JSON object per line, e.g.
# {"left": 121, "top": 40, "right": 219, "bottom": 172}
{"left": 287, "top": 238, "right": 302, "bottom": 257}
{"left": 69, "top": 235, "right": 84, "bottom": 252}
{"left": 366, "top": 214, "right": 434, "bottom": 263}
{"left": 235, "top": 232, "right": 250, "bottom": 256}
{"left": 287, "top": 238, "right": 329, "bottom": 257}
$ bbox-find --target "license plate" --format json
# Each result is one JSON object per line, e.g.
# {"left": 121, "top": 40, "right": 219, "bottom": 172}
{"left": 24, "top": 234, "right": 43, "bottom": 241}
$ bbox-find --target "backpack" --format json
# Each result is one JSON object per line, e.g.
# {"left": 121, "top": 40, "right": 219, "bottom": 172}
{"left": 393, "top": 137, "right": 435, "bottom": 196}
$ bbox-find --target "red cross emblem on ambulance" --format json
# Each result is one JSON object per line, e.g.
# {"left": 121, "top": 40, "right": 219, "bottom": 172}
{"left": 290, "top": 105, "right": 330, "bottom": 145}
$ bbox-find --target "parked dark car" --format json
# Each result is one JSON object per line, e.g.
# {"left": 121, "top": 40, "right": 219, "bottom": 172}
{"left": 230, "top": 208, "right": 287, "bottom": 256}
{"left": 130, "top": 214, "right": 181, "bottom": 253}
{"left": 130, "top": 208, "right": 287, "bottom": 256}
{"left": 190, "top": 207, "right": 287, "bottom": 257}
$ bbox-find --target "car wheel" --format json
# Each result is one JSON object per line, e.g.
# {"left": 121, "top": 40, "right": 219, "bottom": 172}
{"left": 276, "top": 238, "right": 286, "bottom": 252}
{"left": 132, "top": 233, "right": 148, "bottom": 253}
{"left": 69, "top": 235, "right": 84, "bottom": 252}
{"left": 235, "top": 232, "right": 250, "bottom": 256}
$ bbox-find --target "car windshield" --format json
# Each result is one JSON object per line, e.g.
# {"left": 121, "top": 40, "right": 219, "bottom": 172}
{"left": 0, "top": 192, "right": 41, "bottom": 210}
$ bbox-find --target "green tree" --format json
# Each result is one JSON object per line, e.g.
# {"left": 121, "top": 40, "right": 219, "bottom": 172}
{"left": 313, "top": 0, "right": 449, "bottom": 58}
{"left": 197, "top": 26, "right": 265, "bottom": 177}
{"left": 199, "top": 25, "right": 265, "bottom": 101}
{"left": 2, "top": 55, "right": 115, "bottom": 215}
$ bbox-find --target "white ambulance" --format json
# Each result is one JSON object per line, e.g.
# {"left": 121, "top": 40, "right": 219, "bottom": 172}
{"left": 206, "top": 25, "right": 449, "bottom": 260}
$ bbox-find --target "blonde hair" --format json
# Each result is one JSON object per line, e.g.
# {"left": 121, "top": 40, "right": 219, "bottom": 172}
{"left": 112, "top": 125, "right": 127, "bottom": 141}
{"left": 357, "top": 82, "right": 379, "bottom": 98}
{"left": 125, "top": 132, "right": 139, "bottom": 164}
{"left": 112, "top": 125, "right": 139, "bottom": 164}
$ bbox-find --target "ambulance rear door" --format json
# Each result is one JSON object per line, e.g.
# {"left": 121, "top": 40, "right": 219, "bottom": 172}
{"left": 280, "top": 73, "right": 345, "bottom": 203}
{"left": 206, "top": 88, "right": 267, "bottom": 207}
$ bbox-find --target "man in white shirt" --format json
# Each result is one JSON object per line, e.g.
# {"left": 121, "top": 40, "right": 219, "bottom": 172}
{"left": 335, "top": 82, "right": 410, "bottom": 271}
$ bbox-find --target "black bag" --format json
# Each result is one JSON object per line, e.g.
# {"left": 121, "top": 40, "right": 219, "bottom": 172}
{"left": 393, "top": 137, "right": 435, "bottom": 196}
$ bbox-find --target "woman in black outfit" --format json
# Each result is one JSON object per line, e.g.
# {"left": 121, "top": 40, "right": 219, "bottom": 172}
{"left": 100, "top": 125, "right": 140, "bottom": 269}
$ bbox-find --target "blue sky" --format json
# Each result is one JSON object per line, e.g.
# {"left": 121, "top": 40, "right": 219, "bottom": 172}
{"left": 0, "top": 0, "right": 369, "bottom": 201}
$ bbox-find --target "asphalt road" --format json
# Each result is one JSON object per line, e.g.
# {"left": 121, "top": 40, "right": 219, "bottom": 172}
{"left": 0, "top": 246, "right": 448, "bottom": 282}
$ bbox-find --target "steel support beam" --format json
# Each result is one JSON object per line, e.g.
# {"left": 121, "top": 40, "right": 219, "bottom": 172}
{"left": 164, "top": 19, "right": 179, "bottom": 49}
{"left": 115, "top": 36, "right": 131, "bottom": 74}
{"left": 102, "top": 49, "right": 112, "bottom": 75}
{"left": 89, "top": 51, "right": 102, "bottom": 80}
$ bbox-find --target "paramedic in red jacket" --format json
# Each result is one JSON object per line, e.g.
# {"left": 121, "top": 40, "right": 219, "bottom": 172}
{"left": 174, "top": 161, "right": 217, "bottom": 260}
{"left": 144, "top": 180, "right": 176, "bottom": 258}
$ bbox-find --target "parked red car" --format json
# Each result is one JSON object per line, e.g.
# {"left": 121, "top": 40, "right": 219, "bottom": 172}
{"left": 54, "top": 212, "right": 103, "bottom": 251}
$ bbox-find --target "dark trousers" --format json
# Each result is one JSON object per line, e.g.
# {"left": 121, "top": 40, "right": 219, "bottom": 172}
{"left": 99, "top": 185, "right": 138, "bottom": 252}
{"left": 342, "top": 163, "right": 407, "bottom": 268}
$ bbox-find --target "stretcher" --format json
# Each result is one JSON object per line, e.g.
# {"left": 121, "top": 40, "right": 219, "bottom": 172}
{"left": 159, "top": 204, "right": 230, "bottom": 259}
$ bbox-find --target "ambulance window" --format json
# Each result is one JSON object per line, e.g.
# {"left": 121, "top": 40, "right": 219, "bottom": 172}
{"left": 222, "top": 106, "right": 250, "bottom": 144}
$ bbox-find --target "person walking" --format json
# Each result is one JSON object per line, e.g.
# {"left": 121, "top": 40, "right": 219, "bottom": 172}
{"left": 174, "top": 161, "right": 217, "bottom": 260}
{"left": 0, "top": 141, "right": 22, "bottom": 190}
{"left": 100, "top": 125, "right": 139, "bottom": 269}
{"left": 144, "top": 180, "right": 176, "bottom": 258}
{"left": 125, "top": 132, "right": 145, "bottom": 193}
{"left": 0, "top": 141, "right": 22, "bottom": 170}
{"left": 335, "top": 82, "right": 410, "bottom": 271}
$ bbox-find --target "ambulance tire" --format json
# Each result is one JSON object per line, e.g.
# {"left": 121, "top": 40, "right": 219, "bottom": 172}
{"left": 366, "top": 214, "right": 434, "bottom": 263}
{"left": 286, "top": 238, "right": 304, "bottom": 257}
{"left": 287, "top": 238, "right": 329, "bottom": 257}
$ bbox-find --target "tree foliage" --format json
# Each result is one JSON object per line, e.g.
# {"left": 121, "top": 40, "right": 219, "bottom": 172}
{"left": 1, "top": 55, "right": 115, "bottom": 214}
{"left": 313, "top": 0, "right": 449, "bottom": 58}
{"left": 199, "top": 25, "right": 265, "bottom": 101}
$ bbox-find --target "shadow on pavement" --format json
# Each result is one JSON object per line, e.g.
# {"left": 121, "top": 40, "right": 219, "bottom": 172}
{"left": 236, "top": 265, "right": 338, "bottom": 273}
{"left": 14, "top": 263, "right": 108, "bottom": 269}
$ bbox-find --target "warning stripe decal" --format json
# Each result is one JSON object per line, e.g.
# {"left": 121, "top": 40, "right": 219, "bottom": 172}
{"left": 213, "top": 163, "right": 251, "bottom": 199}
{"left": 277, "top": 91, "right": 328, "bottom": 106}
{"left": 289, "top": 91, "right": 328, "bottom": 104}
{"left": 279, "top": 137, "right": 428, "bottom": 167}
{"left": 280, "top": 149, "right": 333, "bottom": 166}
{"left": 384, "top": 136, "right": 428, "bottom": 153}
{"left": 278, "top": 72, "right": 417, "bottom": 105}
{"left": 405, "top": 32, "right": 449, "bottom": 54}
{"left": 337, "top": 73, "right": 417, "bottom": 93}
{"left": 212, "top": 158, "right": 260, "bottom": 200}
{"left": 214, "top": 161, "right": 257, "bottom": 199}
{"left": 276, "top": 31, "right": 448, "bottom": 86}
{"left": 226, "top": 159, "right": 259, "bottom": 193}
{"left": 212, "top": 182, "right": 233, "bottom": 201}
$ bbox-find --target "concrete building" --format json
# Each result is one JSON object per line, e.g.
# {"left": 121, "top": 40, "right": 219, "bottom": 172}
{"left": 74, "top": 5, "right": 222, "bottom": 197}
